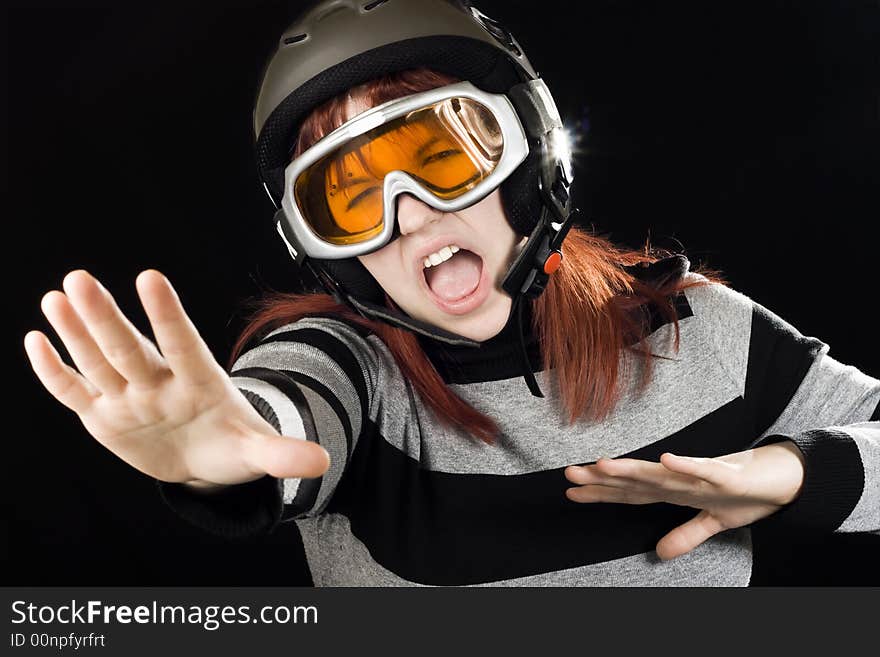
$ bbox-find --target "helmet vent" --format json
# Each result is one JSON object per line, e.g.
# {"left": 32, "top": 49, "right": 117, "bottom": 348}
{"left": 469, "top": 7, "right": 523, "bottom": 57}
{"left": 363, "top": 0, "right": 389, "bottom": 11}
{"left": 282, "top": 33, "right": 308, "bottom": 45}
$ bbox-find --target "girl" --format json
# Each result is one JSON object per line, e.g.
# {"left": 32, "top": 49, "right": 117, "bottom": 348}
{"left": 24, "top": 0, "right": 879, "bottom": 586}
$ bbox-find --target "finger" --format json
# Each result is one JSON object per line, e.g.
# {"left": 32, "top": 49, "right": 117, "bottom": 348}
{"left": 565, "top": 465, "right": 657, "bottom": 493}
{"left": 40, "top": 289, "right": 127, "bottom": 394}
{"left": 24, "top": 330, "right": 98, "bottom": 414}
{"left": 564, "top": 464, "right": 644, "bottom": 490}
{"left": 240, "top": 429, "right": 332, "bottom": 480}
{"left": 565, "top": 484, "right": 658, "bottom": 505}
{"left": 135, "top": 270, "right": 224, "bottom": 386}
{"left": 655, "top": 509, "right": 725, "bottom": 561}
{"left": 567, "top": 463, "right": 715, "bottom": 509}
{"left": 565, "top": 459, "right": 681, "bottom": 492}
{"left": 660, "top": 452, "right": 733, "bottom": 488}
{"left": 594, "top": 457, "right": 707, "bottom": 494}
{"left": 63, "top": 270, "right": 166, "bottom": 387}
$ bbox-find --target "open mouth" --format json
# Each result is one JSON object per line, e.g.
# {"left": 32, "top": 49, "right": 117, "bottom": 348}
{"left": 421, "top": 247, "right": 489, "bottom": 315}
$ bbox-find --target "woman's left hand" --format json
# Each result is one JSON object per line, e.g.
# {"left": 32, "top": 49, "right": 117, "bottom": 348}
{"left": 564, "top": 442, "right": 807, "bottom": 561}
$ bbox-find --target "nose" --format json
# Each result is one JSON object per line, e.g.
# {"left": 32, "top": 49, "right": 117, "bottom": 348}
{"left": 395, "top": 193, "right": 444, "bottom": 236}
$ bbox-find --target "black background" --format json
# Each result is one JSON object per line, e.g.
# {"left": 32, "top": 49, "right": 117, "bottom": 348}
{"left": 6, "top": 0, "right": 879, "bottom": 585}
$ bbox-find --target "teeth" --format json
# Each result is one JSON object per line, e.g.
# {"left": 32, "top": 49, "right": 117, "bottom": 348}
{"left": 423, "top": 244, "right": 461, "bottom": 268}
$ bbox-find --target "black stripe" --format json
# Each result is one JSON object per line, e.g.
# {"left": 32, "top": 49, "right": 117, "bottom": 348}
{"left": 744, "top": 302, "right": 826, "bottom": 437}
{"left": 156, "top": 475, "right": 283, "bottom": 540}
{"left": 417, "top": 297, "right": 540, "bottom": 385}
{"left": 871, "top": 398, "right": 880, "bottom": 421}
{"left": 231, "top": 367, "right": 322, "bottom": 518}
{"left": 238, "top": 389, "right": 281, "bottom": 433}
{"left": 422, "top": 333, "right": 543, "bottom": 385}
{"left": 261, "top": 328, "right": 369, "bottom": 425}
{"left": 325, "top": 396, "right": 755, "bottom": 585}
{"left": 280, "top": 369, "right": 354, "bottom": 460}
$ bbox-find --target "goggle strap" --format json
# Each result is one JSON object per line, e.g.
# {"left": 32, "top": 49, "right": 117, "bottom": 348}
{"left": 344, "top": 295, "right": 482, "bottom": 348}
{"left": 507, "top": 79, "right": 563, "bottom": 140}
{"left": 509, "top": 79, "right": 573, "bottom": 223}
{"left": 550, "top": 206, "right": 579, "bottom": 252}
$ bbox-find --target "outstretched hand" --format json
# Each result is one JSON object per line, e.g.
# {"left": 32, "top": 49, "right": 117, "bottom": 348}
{"left": 24, "top": 269, "right": 330, "bottom": 489}
{"left": 564, "top": 443, "right": 806, "bottom": 560}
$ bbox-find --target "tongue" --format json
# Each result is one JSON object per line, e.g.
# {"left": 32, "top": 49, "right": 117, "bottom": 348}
{"left": 424, "top": 249, "right": 482, "bottom": 301}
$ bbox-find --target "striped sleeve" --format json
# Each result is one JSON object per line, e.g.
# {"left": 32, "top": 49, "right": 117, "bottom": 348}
{"left": 685, "top": 277, "right": 880, "bottom": 534}
{"left": 744, "top": 302, "right": 880, "bottom": 533}
{"left": 156, "top": 315, "right": 377, "bottom": 538}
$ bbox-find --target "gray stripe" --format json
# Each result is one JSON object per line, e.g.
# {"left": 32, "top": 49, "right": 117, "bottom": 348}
{"left": 294, "top": 513, "right": 753, "bottom": 586}
{"left": 761, "top": 352, "right": 880, "bottom": 439}
{"left": 416, "top": 314, "right": 739, "bottom": 474}
{"left": 360, "top": 335, "right": 427, "bottom": 462}
{"left": 291, "top": 317, "right": 379, "bottom": 399}
{"left": 297, "top": 385, "right": 351, "bottom": 516}
{"left": 681, "top": 276, "right": 752, "bottom": 395}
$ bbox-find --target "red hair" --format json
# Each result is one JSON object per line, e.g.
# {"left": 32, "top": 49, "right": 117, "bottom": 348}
{"left": 232, "top": 68, "right": 723, "bottom": 444}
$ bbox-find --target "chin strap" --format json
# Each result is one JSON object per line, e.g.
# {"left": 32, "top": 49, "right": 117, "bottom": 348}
{"left": 303, "top": 258, "right": 482, "bottom": 347}
{"left": 345, "top": 294, "right": 482, "bottom": 347}
{"left": 512, "top": 293, "right": 543, "bottom": 397}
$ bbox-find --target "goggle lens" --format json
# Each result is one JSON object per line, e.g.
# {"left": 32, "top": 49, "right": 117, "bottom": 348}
{"left": 293, "top": 97, "right": 504, "bottom": 246}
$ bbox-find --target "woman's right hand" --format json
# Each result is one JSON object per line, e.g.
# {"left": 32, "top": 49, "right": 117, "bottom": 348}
{"left": 24, "top": 270, "right": 330, "bottom": 491}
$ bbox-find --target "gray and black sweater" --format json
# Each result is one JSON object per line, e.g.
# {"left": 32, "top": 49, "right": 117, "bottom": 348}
{"left": 157, "top": 257, "right": 880, "bottom": 586}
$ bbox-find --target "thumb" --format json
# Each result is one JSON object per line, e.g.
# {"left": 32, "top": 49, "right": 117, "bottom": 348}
{"left": 655, "top": 509, "right": 724, "bottom": 561}
{"left": 243, "top": 430, "right": 331, "bottom": 480}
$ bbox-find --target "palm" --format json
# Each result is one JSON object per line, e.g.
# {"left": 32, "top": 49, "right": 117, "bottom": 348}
{"left": 690, "top": 496, "right": 779, "bottom": 535}
{"left": 76, "top": 373, "right": 257, "bottom": 484}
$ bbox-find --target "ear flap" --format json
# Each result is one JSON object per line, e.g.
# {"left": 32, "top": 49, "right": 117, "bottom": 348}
{"left": 312, "top": 257, "right": 387, "bottom": 303}
{"left": 499, "top": 150, "right": 543, "bottom": 236}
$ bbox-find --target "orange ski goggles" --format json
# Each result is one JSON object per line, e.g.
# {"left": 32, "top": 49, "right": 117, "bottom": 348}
{"left": 277, "top": 81, "right": 529, "bottom": 260}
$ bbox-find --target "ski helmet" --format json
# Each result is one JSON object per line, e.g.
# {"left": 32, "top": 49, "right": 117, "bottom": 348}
{"left": 253, "top": 0, "right": 577, "bottom": 393}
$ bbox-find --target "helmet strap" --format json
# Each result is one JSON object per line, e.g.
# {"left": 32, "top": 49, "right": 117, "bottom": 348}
{"left": 499, "top": 204, "right": 579, "bottom": 398}
{"left": 302, "top": 258, "right": 481, "bottom": 347}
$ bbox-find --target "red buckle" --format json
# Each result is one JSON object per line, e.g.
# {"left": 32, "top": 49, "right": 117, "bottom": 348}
{"left": 543, "top": 251, "right": 562, "bottom": 274}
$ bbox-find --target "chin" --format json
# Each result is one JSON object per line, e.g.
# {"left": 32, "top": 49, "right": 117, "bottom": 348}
{"left": 436, "top": 293, "right": 512, "bottom": 342}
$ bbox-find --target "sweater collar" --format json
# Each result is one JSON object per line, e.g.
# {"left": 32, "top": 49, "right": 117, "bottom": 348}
{"left": 416, "top": 297, "right": 542, "bottom": 385}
